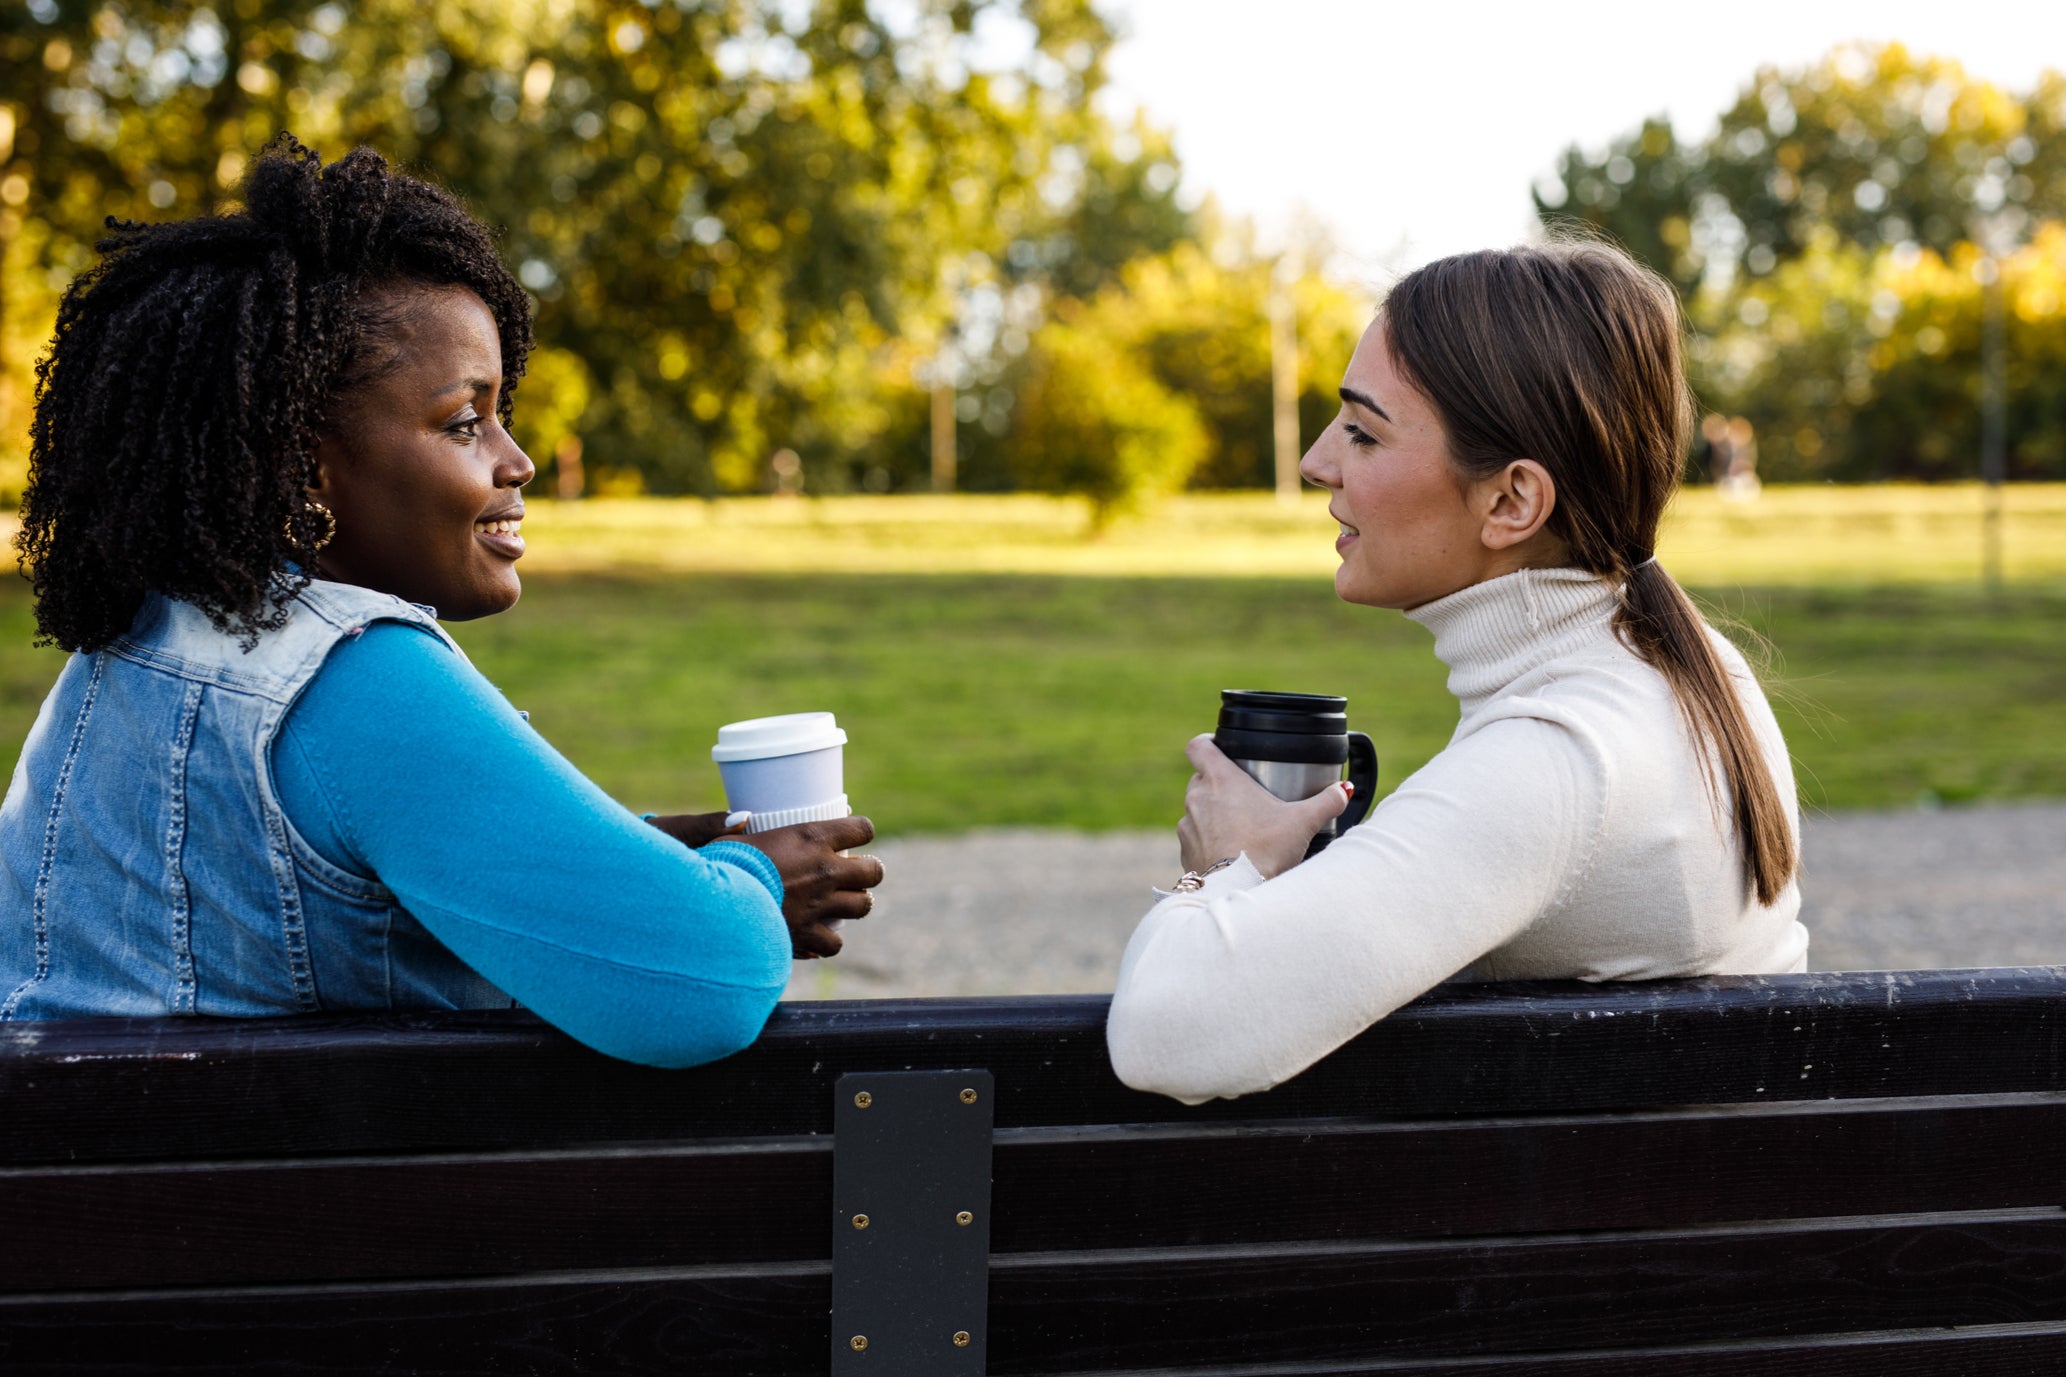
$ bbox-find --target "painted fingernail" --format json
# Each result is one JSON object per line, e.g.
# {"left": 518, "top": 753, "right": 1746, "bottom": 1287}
{"left": 725, "top": 811, "right": 752, "bottom": 829}
{"left": 1342, "top": 782, "right": 1355, "bottom": 796}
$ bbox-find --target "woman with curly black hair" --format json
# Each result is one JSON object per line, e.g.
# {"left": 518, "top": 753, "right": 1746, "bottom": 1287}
{"left": 0, "top": 137, "right": 881, "bottom": 1065}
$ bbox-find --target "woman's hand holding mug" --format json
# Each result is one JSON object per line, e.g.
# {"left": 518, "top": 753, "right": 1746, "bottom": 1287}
{"left": 648, "top": 810, "right": 883, "bottom": 958}
{"left": 1179, "top": 735, "right": 1352, "bottom": 880}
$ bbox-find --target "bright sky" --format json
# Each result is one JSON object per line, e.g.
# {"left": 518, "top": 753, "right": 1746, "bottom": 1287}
{"left": 1096, "top": 0, "right": 2064, "bottom": 280}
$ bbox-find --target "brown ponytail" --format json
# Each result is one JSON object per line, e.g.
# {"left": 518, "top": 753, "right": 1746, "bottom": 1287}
{"left": 1383, "top": 240, "right": 1798, "bottom": 905}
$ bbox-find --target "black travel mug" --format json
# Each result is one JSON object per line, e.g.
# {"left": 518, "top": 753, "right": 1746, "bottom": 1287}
{"left": 1213, "top": 690, "right": 1379, "bottom": 857}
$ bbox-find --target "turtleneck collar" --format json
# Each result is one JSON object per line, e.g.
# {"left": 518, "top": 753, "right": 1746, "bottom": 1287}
{"left": 1403, "top": 567, "right": 1622, "bottom": 713}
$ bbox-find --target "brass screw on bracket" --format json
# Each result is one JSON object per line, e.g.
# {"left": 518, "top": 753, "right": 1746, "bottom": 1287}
{"left": 953, "top": 1331, "right": 972, "bottom": 1348}
{"left": 959, "top": 1087, "right": 978, "bottom": 1104}
{"left": 854, "top": 1091, "right": 873, "bottom": 1108}
{"left": 850, "top": 1335, "right": 868, "bottom": 1351}
{"left": 852, "top": 1214, "right": 870, "bottom": 1230}
{"left": 955, "top": 1211, "right": 973, "bottom": 1226}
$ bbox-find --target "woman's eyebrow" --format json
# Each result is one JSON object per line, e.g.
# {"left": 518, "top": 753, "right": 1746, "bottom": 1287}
{"left": 430, "top": 377, "right": 497, "bottom": 401}
{"left": 1339, "top": 386, "right": 1390, "bottom": 422}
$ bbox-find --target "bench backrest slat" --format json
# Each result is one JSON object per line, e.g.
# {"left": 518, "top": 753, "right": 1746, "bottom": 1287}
{"left": 13, "top": 1091, "right": 2063, "bottom": 1297}
{"left": 4, "top": 968, "right": 2064, "bottom": 1162}
{"left": 2, "top": 967, "right": 2063, "bottom": 1375}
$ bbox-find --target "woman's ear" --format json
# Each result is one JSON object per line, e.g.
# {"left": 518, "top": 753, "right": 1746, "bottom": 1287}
{"left": 305, "top": 437, "right": 338, "bottom": 505}
{"left": 1476, "top": 458, "right": 1558, "bottom": 552}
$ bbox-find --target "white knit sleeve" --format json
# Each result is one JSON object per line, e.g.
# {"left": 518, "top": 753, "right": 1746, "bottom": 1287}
{"left": 1106, "top": 712, "right": 1606, "bottom": 1103}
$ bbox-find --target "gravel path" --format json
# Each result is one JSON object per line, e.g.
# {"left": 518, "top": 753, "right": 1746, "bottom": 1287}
{"left": 785, "top": 801, "right": 2066, "bottom": 1000}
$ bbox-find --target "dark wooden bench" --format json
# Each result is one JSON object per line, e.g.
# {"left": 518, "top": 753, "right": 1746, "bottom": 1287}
{"left": 3, "top": 966, "right": 2064, "bottom": 1374}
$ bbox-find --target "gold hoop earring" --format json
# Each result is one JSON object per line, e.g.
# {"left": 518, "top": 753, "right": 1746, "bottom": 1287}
{"left": 285, "top": 500, "right": 337, "bottom": 553}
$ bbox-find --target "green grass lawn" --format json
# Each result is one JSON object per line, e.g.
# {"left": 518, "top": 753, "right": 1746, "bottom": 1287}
{"left": 477, "top": 483, "right": 2066, "bottom": 586}
{"left": 6, "top": 565, "right": 2062, "bottom": 831}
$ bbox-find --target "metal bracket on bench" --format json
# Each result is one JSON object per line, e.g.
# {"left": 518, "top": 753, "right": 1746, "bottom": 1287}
{"left": 831, "top": 1069, "right": 995, "bottom": 1374}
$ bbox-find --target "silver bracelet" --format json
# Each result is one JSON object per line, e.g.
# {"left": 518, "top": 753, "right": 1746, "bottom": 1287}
{"left": 1172, "top": 857, "right": 1239, "bottom": 893}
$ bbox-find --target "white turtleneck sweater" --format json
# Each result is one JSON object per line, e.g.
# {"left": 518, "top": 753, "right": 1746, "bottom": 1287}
{"left": 1107, "top": 567, "right": 1809, "bottom": 1104}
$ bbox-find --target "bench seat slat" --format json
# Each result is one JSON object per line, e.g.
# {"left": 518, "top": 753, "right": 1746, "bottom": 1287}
{"left": 2, "top": 1212, "right": 2062, "bottom": 1375}
{"left": 983, "top": 1209, "right": 2066, "bottom": 1371}
{"left": 1026, "top": 1321, "right": 2066, "bottom": 1375}
{"left": 0, "top": 1268, "right": 828, "bottom": 1375}
{"left": 1, "top": 1142, "right": 831, "bottom": 1291}
{"left": 992, "top": 1092, "right": 2066, "bottom": 1252}
{"left": 7, "top": 1094, "right": 2066, "bottom": 1293}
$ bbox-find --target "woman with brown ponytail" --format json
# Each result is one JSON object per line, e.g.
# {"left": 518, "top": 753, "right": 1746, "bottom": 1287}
{"left": 1107, "top": 240, "right": 1807, "bottom": 1103}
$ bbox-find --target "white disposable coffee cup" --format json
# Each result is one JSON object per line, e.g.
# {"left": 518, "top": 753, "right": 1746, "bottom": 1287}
{"left": 711, "top": 712, "right": 849, "bottom": 834}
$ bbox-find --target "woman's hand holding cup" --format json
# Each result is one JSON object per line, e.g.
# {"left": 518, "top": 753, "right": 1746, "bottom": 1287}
{"left": 708, "top": 711, "right": 880, "bottom": 958}
{"left": 646, "top": 809, "right": 883, "bottom": 958}
{"left": 645, "top": 810, "right": 750, "bottom": 849}
{"left": 1179, "top": 735, "right": 1352, "bottom": 881}
{"left": 735, "top": 816, "right": 884, "bottom": 958}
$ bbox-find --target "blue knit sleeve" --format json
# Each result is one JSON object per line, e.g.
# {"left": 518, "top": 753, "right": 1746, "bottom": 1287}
{"left": 272, "top": 620, "right": 791, "bottom": 1068}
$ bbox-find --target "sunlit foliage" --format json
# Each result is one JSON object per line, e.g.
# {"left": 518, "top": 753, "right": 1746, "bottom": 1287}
{"left": 963, "top": 230, "right": 1368, "bottom": 501}
{"left": 1700, "top": 224, "right": 2066, "bottom": 480}
{"left": 0, "top": 0, "right": 1217, "bottom": 503}
{"left": 1539, "top": 43, "right": 2066, "bottom": 482}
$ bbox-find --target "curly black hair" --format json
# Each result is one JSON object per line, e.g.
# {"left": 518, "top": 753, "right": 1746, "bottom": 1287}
{"left": 15, "top": 135, "right": 534, "bottom": 651}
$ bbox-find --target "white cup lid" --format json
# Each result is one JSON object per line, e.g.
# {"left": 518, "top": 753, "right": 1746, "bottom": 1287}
{"left": 712, "top": 711, "right": 848, "bottom": 762}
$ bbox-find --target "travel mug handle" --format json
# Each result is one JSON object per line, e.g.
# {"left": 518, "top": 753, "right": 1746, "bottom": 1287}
{"left": 1339, "top": 732, "right": 1378, "bottom": 832}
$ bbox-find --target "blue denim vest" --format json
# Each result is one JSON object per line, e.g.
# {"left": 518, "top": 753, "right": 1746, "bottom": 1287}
{"left": 1, "top": 580, "right": 510, "bottom": 1019}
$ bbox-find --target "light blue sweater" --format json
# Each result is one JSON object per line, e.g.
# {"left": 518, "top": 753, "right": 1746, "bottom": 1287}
{"left": 271, "top": 621, "right": 791, "bottom": 1067}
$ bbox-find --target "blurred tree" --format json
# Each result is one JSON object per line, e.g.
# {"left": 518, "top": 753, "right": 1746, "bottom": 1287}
{"left": 1540, "top": 43, "right": 2063, "bottom": 291}
{"left": 1033, "top": 113, "right": 1191, "bottom": 301}
{"left": 1089, "top": 234, "right": 1366, "bottom": 490}
{"left": 952, "top": 222, "right": 1370, "bottom": 500}
{"left": 1700, "top": 223, "right": 2066, "bottom": 481}
{"left": 1006, "top": 296, "right": 1206, "bottom": 526}
{"left": 1541, "top": 42, "right": 2066, "bottom": 483}
{"left": 1537, "top": 116, "right": 1709, "bottom": 296}
{"left": 0, "top": 0, "right": 1199, "bottom": 499}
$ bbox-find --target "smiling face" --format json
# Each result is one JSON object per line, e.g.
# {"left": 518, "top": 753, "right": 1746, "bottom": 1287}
{"left": 309, "top": 285, "right": 533, "bottom": 621}
{"left": 1298, "top": 318, "right": 1493, "bottom": 610}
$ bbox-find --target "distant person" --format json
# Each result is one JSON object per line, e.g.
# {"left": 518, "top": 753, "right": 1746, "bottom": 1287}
{"left": 1712, "top": 414, "right": 1761, "bottom": 499}
{"left": 1697, "top": 412, "right": 1731, "bottom": 482}
{"left": 1108, "top": 240, "right": 1806, "bottom": 1103}
{"left": 0, "top": 138, "right": 882, "bottom": 1064}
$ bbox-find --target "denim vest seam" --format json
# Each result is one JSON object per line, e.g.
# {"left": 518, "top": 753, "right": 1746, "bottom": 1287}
{"left": 256, "top": 604, "right": 456, "bottom": 912}
{"left": 165, "top": 680, "right": 205, "bottom": 1015}
{"left": 249, "top": 594, "right": 456, "bottom": 990}
{"left": 268, "top": 722, "right": 394, "bottom": 905}
{"left": 1, "top": 653, "right": 107, "bottom": 1021}
{"left": 257, "top": 699, "right": 322, "bottom": 1013}
{"left": 106, "top": 638, "right": 297, "bottom": 703}
{"left": 260, "top": 613, "right": 451, "bottom": 903}
{"left": 248, "top": 608, "right": 435, "bottom": 1008}
{"left": 296, "top": 583, "right": 463, "bottom": 660}
{"left": 250, "top": 598, "right": 453, "bottom": 1008}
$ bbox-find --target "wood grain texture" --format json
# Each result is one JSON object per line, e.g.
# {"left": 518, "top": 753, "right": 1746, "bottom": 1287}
{"left": 0, "top": 1268, "right": 831, "bottom": 1376}
{"left": 1, "top": 1141, "right": 831, "bottom": 1291}
{"left": 8, "top": 1093, "right": 2065, "bottom": 1292}
{"left": 3, "top": 1212, "right": 2063, "bottom": 1375}
{"left": 4, "top": 968, "right": 2064, "bottom": 1164}
{"left": 1003, "top": 1322, "right": 2066, "bottom": 1375}
{"left": 980, "top": 1210, "right": 2066, "bottom": 1372}
{"left": 988, "top": 1091, "right": 2066, "bottom": 1252}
